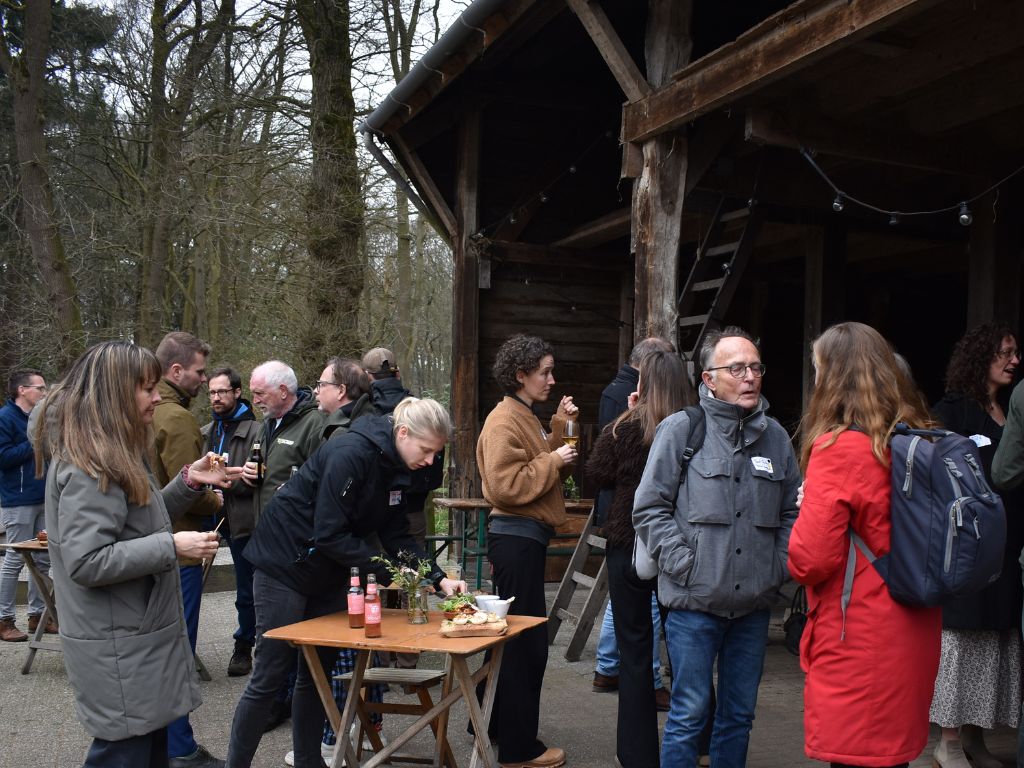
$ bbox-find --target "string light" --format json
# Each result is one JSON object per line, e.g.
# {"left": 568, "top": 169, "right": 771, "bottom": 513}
{"left": 958, "top": 201, "right": 973, "bottom": 226}
{"left": 801, "top": 146, "right": 1024, "bottom": 228}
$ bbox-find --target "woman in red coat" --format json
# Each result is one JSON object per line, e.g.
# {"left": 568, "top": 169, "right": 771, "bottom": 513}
{"left": 788, "top": 322, "right": 942, "bottom": 768}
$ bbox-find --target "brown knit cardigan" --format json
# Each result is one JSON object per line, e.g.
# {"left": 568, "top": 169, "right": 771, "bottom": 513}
{"left": 585, "top": 418, "right": 650, "bottom": 549}
{"left": 476, "top": 396, "right": 569, "bottom": 529}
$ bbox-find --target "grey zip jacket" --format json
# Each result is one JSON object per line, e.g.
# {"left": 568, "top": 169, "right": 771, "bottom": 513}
{"left": 632, "top": 383, "right": 800, "bottom": 618}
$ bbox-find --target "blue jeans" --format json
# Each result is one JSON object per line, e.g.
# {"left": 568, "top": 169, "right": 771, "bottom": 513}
{"left": 0, "top": 504, "right": 48, "bottom": 619}
{"left": 226, "top": 533, "right": 256, "bottom": 645}
{"left": 167, "top": 565, "right": 202, "bottom": 759}
{"left": 595, "top": 593, "right": 664, "bottom": 688}
{"left": 661, "top": 608, "right": 770, "bottom": 768}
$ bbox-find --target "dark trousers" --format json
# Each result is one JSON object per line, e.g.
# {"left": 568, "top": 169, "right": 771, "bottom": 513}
{"left": 84, "top": 728, "right": 168, "bottom": 768}
{"left": 167, "top": 564, "right": 201, "bottom": 759}
{"left": 226, "top": 569, "right": 346, "bottom": 768}
{"left": 226, "top": 532, "right": 256, "bottom": 646}
{"left": 483, "top": 532, "right": 550, "bottom": 764}
{"left": 607, "top": 545, "right": 661, "bottom": 768}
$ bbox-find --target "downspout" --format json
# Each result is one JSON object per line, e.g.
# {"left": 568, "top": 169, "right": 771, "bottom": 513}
{"left": 361, "top": 130, "right": 452, "bottom": 247}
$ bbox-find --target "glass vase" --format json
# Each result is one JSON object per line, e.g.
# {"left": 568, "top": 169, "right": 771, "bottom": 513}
{"left": 405, "top": 583, "right": 430, "bottom": 624}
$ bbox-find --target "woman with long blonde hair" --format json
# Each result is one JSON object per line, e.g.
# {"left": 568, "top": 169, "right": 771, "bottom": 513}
{"left": 788, "top": 322, "right": 942, "bottom": 768}
{"left": 36, "top": 341, "right": 236, "bottom": 768}
{"left": 586, "top": 350, "right": 694, "bottom": 767}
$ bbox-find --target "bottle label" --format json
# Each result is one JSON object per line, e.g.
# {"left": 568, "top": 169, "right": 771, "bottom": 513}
{"left": 366, "top": 601, "right": 381, "bottom": 623}
{"left": 348, "top": 594, "right": 364, "bottom": 614}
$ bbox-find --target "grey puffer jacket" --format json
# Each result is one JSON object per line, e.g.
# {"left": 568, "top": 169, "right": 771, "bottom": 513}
{"left": 632, "top": 384, "right": 800, "bottom": 618}
{"left": 45, "top": 461, "right": 203, "bottom": 740}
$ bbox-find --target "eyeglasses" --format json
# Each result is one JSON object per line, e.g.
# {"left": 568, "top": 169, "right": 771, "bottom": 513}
{"left": 995, "top": 347, "right": 1020, "bottom": 361}
{"left": 706, "top": 363, "right": 767, "bottom": 379}
{"left": 21, "top": 384, "right": 47, "bottom": 392}
{"left": 314, "top": 380, "right": 339, "bottom": 391}
{"left": 208, "top": 388, "right": 237, "bottom": 398}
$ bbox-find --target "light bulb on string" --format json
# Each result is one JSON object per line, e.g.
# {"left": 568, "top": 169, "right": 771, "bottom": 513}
{"left": 889, "top": 213, "right": 900, "bottom": 226}
{"left": 832, "top": 193, "right": 845, "bottom": 213}
{"left": 509, "top": 212, "right": 517, "bottom": 224}
{"left": 568, "top": 165, "right": 577, "bottom": 174}
{"left": 540, "top": 192, "right": 549, "bottom": 203}
{"left": 958, "top": 202, "right": 973, "bottom": 226}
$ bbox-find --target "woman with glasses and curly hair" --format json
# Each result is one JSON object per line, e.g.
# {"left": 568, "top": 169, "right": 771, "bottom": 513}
{"left": 475, "top": 334, "right": 578, "bottom": 768}
{"left": 929, "top": 323, "right": 1023, "bottom": 768}
{"left": 788, "top": 322, "right": 942, "bottom": 768}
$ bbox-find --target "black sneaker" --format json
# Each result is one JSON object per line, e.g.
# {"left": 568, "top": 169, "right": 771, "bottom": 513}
{"left": 168, "top": 744, "right": 225, "bottom": 768}
{"left": 227, "top": 640, "right": 252, "bottom": 677}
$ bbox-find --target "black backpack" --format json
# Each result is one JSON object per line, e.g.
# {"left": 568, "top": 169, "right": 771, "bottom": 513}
{"left": 842, "top": 425, "right": 1006, "bottom": 622}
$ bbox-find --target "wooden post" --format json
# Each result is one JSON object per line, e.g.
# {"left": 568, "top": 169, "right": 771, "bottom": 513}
{"left": 803, "top": 224, "right": 846, "bottom": 409}
{"left": 631, "top": 0, "right": 693, "bottom": 346}
{"left": 967, "top": 193, "right": 1019, "bottom": 329}
{"left": 450, "top": 111, "right": 481, "bottom": 499}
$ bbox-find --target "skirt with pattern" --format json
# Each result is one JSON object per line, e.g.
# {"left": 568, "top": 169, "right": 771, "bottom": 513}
{"left": 929, "top": 628, "right": 1022, "bottom": 728}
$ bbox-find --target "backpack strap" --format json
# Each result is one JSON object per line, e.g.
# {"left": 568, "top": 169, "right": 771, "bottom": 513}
{"left": 841, "top": 530, "right": 878, "bottom": 640}
{"left": 678, "top": 405, "right": 706, "bottom": 486}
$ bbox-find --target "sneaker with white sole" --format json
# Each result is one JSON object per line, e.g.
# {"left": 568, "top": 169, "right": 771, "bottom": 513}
{"left": 283, "top": 742, "right": 335, "bottom": 766}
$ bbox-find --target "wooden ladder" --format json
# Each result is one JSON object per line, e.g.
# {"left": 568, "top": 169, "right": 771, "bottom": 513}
{"left": 677, "top": 198, "right": 762, "bottom": 363}
{"left": 546, "top": 507, "right": 609, "bottom": 662}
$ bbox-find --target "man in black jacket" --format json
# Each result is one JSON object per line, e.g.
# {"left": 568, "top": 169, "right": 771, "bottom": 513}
{"left": 202, "top": 366, "right": 258, "bottom": 676}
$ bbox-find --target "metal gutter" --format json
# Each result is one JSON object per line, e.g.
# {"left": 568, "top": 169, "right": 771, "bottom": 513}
{"left": 359, "top": 0, "right": 512, "bottom": 137}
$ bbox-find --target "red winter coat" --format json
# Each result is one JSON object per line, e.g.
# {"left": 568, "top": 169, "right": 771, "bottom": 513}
{"left": 788, "top": 430, "right": 941, "bottom": 767}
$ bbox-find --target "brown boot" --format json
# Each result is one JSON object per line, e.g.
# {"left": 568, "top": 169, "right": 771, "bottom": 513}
{"left": 27, "top": 613, "right": 58, "bottom": 635}
{"left": 0, "top": 617, "right": 28, "bottom": 642}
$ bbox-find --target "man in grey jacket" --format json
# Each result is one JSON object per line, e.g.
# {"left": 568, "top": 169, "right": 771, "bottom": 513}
{"left": 633, "top": 326, "right": 799, "bottom": 768}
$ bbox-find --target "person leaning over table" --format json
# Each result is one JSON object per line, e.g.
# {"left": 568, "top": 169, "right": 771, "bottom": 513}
{"left": 475, "top": 333, "right": 577, "bottom": 768}
{"left": 34, "top": 341, "right": 238, "bottom": 768}
{"left": 225, "top": 397, "right": 466, "bottom": 768}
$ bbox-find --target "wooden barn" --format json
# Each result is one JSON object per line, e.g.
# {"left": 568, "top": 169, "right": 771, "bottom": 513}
{"left": 361, "top": 0, "right": 1024, "bottom": 500}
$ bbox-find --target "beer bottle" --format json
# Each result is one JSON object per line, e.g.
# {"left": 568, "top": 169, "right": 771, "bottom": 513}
{"left": 347, "top": 567, "right": 365, "bottom": 629}
{"left": 364, "top": 574, "right": 382, "bottom": 638}
{"left": 249, "top": 442, "right": 264, "bottom": 486}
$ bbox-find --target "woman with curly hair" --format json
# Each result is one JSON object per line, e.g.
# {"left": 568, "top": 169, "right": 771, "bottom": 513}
{"left": 789, "top": 322, "right": 941, "bottom": 768}
{"left": 586, "top": 350, "right": 694, "bottom": 768}
{"left": 929, "top": 322, "right": 1023, "bottom": 768}
{"left": 476, "top": 334, "right": 578, "bottom": 768}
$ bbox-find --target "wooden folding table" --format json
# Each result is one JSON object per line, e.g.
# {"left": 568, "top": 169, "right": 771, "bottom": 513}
{"left": 263, "top": 609, "right": 545, "bottom": 768}
{"left": 0, "top": 538, "right": 59, "bottom": 674}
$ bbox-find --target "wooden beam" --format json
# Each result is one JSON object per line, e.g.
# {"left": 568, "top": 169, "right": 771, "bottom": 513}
{"left": 802, "top": 224, "right": 846, "bottom": 409}
{"left": 564, "top": 0, "right": 651, "bottom": 102}
{"left": 388, "top": 133, "right": 458, "bottom": 239}
{"left": 622, "top": 0, "right": 941, "bottom": 143}
{"left": 967, "top": 183, "right": 1020, "bottom": 328}
{"left": 744, "top": 107, "right": 992, "bottom": 178}
{"left": 450, "top": 111, "right": 481, "bottom": 499}
{"left": 553, "top": 208, "right": 632, "bottom": 248}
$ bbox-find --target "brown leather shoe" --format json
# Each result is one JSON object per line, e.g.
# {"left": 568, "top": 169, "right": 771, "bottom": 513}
{"left": 592, "top": 671, "right": 619, "bottom": 692}
{"left": 654, "top": 686, "right": 670, "bottom": 712}
{"left": 0, "top": 617, "right": 28, "bottom": 642}
{"left": 499, "top": 747, "right": 566, "bottom": 768}
{"left": 27, "top": 613, "right": 58, "bottom": 635}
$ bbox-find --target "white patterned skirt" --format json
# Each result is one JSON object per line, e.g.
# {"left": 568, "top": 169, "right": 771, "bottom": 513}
{"left": 929, "top": 628, "right": 1023, "bottom": 728}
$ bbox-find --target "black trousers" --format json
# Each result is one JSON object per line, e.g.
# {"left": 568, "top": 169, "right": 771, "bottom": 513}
{"left": 607, "top": 544, "right": 661, "bottom": 768}
{"left": 483, "top": 532, "right": 550, "bottom": 764}
{"left": 83, "top": 728, "right": 168, "bottom": 768}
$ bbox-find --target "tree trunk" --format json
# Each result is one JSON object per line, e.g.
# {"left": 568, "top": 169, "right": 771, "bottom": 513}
{"left": 0, "top": 1, "right": 84, "bottom": 370}
{"left": 295, "top": 0, "right": 364, "bottom": 382}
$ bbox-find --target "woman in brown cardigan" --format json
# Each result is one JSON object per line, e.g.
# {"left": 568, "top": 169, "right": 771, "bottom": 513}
{"left": 476, "top": 334, "right": 578, "bottom": 768}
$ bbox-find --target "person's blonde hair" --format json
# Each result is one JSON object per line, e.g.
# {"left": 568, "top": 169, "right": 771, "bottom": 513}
{"left": 393, "top": 396, "right": 452, "bottom": 440}
{"left": 800, "top": 322, "right": 932, "bottom": 470}
{"left": 35, "top": 341, "right": 162, "bottom": 505}
{"left": 612, "top": 351, "right": 694, "bottom": 445}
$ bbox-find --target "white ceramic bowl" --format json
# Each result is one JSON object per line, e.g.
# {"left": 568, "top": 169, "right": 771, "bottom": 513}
{"left": 490, "top": 598, "right": 512, "bottom": 618}
{"left": 474, "top": 594, "right": 501, "bottom": 612}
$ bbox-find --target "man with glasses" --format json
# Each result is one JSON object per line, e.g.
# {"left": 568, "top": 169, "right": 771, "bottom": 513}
{"left": 315, "top": 357, "right": 372, "bottom": 441}
{"left": 0, "top": 369, "right": 52, "bottom": 642}
{"left": 633, "top": 326, "right": 800, "bottom": 768}
{"left": 201, "top": 366, "right": 258, "bottom": 676}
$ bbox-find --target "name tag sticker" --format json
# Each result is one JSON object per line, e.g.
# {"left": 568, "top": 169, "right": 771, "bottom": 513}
{"left": 970, "top": 434, "right": 992, "bottom": 448}
{"left": 277, "top": 438, "right": 295, "bottom": 446}
{"left": 751, "top": 456, "right": 774, "bottom": 474}
{"left": 389, "top": 490, "right": 403, "bottom": 506}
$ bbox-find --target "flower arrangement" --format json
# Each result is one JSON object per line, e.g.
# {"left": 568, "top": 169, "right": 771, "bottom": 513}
{"left": 371, "top": 551, "right": 433, "bottom": 623}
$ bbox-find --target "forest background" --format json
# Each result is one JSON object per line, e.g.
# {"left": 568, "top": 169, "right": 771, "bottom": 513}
{"left": 0, "top": 0, "right": 465, "bottom": 407}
